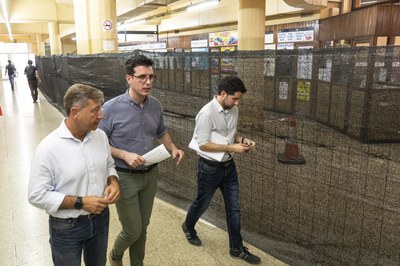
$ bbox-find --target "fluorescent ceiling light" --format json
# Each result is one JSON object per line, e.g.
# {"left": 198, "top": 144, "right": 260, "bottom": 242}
{"left": 187, "top": 0, "right": 219, "bottom": 12}
{"left": 117, "top": 19, "right": 146, "bottom": 30}
{"left": 0, "top": 0, "right": 12, "bottom": 41}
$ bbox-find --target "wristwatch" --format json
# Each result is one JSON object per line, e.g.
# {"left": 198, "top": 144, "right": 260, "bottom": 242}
{"left": 74, "top": 196, "right": 83, "bottom": 210}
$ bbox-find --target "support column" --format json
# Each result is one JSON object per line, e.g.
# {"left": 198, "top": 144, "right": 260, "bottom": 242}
{"left": 237, "top": 0, "right": 266, "bottom": 130}
{"left": 74, "top": 0, "right": 91, "bottom": 54}
{"left": 36, "top": 34, "right": 45, "bottom": 56}
{"left": 48, "top": 22, "right": 62, "bottom": 55}
{"left": 88, "top": 0, "right": 118, "bottom": 53}
{"left": 73, "top": 0, "right": 118, "bottom": 54}
{"left": 238, "top": 0, "right": 265, "bottom": 51}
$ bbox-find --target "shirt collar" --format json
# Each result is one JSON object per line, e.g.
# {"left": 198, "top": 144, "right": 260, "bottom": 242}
{"left": 124, "top": 89, "right": 148, "bottom": 106}
{"left": 59, "top": 119, "right": 92, "bottom": 142}
{"left": 212, "top": 96, "right": 230, "bottom": 114}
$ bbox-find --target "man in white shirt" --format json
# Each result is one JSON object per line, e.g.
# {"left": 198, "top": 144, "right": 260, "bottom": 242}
{"left": 182, "top": 76, "right": 261, "bottom": 264}
{"left": 28, "top": 83, "right": 120, "bottom": 266}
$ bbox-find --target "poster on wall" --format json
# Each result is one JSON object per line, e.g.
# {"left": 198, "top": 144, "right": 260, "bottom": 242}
{"left": 221, "top": 46, "right": 236, "bottom": 52}
{"left": 210, "top": 57, "right": 219, "bottom": 74}
{"left": 297, "top": 54, "right": 313, "bottom": 79}
{"left": 264, "top": 58, "right": 275, "bottom": 77}
{"left": 277, "top": 43, "right": 294, "bottom": 50}
{"left": 278, "top": 27, "right": 314, "bottom": 43}
{"left": 221, "top": 58, "right": 236, "bottom": 74}
{"left": 297, "top": 81, "right": 310, "bottom": 101}
{"left": 279, "top": 82, "right": 288, "bottom": 100}
{"left": 209, "top": 31, "right": 238, "bottom": 47}
{"left": 318, "top": 58, "right": 332, "bottom": 82}
{"left": 265, "top": 32, "right": 274, "bottom": 44}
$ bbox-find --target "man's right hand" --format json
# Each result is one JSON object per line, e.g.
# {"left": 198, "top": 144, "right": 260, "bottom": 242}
{"left": 123, "top": 151, "right": 146, "bottom": 168}
{"left": 82, "top": 196, "right": 109, "bottom": 214}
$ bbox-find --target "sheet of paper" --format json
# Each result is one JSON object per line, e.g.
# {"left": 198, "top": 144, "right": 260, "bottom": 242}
{"left": 142, "top": 144, "right": 171, "bottom": 166}
{"left": 188, "top": 131, "right": 229, "bottom": 162}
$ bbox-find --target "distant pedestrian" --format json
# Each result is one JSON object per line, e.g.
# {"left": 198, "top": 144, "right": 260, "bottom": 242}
{"left": 5, "top": 60, "right": 17, "bottom": 91}
{"left": 24, "top": 60, "right": 41, "bottom": 103}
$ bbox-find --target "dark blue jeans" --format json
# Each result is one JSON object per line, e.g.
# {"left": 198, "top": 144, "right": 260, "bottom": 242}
{"left": 185, "top": 159, "right": 243, "bottom": 249}
{"left": 8, "top": 74, "right": 15, "bottom": 90}
{"left": 49, "top": 208, "right": 109, "bottom": 266}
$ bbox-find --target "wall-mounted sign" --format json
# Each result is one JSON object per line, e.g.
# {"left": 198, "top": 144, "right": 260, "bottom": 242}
{"left": 265, "top": 32, "right": 274, "bottom": 44}
{"left": 277, "top": 43, "right": 294, "bottom": 50}
{"left": 209, "top": 31, "right": 238, "bottom": 47}
{"left": 279, "top": 82, "right": 288, "bottom": 100}
{"left": 103, "top": 40, "right": 115, "bottom": 51}
{"left": 278, "top": 27, "right": 314, "bottom": 43}
{"left": 102, "top": 20, "right": 113, "bottom": 31}
{"left": 191, "top": 39, "right": 208, "bottom": 48}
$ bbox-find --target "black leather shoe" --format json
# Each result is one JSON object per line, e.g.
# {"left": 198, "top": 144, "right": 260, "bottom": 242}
{"left": 230, "top": 246, "right": 261, "bottom": 264}
{"left": 182, "top": 222, "right": 202, "bottom": 246}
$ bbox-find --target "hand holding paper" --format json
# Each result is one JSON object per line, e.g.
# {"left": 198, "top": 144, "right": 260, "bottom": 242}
{"left": 142, "top": 144, "right": 171, "bottom": 166}
{"left": 188, "top": 132, "right": 229, "bottom": 162}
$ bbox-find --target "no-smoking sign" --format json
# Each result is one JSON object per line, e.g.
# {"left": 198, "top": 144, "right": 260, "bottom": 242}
{"left": 103, "top": 20, "right": 113, "bottom": 31}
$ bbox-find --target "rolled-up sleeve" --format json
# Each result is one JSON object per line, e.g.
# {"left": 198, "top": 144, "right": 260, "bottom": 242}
{"left": 194, "top": 111, "right": 214, "bottom": 147}
{"left": 28, "top": 146, "right": 65, "bottom": 214}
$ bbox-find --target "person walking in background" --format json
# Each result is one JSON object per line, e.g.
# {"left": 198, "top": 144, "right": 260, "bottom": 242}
{"left": 99, "top": 54, "right": 185, "bottom": 266}
{"left": 182, "top": 76, "right": 261, "bottom": 264}
{"left": 24, "top": 59, "right": 41, "bottom": 103}
{"left": 5, "top": 60, "right": 17, "bottom": 91}
{"left": 28, "top": 83, "right": 121, "bottom": 266}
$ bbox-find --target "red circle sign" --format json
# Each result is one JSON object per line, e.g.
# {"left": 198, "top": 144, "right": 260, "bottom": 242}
{"left": 103, "top": 20, "right": 113, "bottom": 31}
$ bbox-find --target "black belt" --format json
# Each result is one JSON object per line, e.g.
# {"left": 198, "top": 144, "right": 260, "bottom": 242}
{"left": 116, "top": 163, "right": 157, "bottom": 174}
{"left": 50, "top": 208, "right": 108, "bottom": 222}
{"left": 199, "top": 157, "right": 233, "bottom": 168}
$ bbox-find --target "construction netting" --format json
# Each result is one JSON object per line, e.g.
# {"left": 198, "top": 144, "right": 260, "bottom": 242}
{"left": 36, "top": 46, "right": 400, "bottom": 265}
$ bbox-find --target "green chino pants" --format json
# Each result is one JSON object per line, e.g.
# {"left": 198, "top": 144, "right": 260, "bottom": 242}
{"left": 111, "top": 166, "right": 158, "bottom": 266}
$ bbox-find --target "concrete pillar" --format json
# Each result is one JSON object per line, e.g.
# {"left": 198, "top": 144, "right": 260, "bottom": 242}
{"left": 74, "top": 0, "right": 91, "bottom": 54}
{"left": 237, "top": 0, "right": 266, "bottom": 130}
{"left": 73, "top": 0, "right": 118, "bottom": 54}
{"left": 88, "top": 0, "right": 118, "bottom": 53}
{"left": 36, "top": 34, "right": 45, "bottom": 56}
{"left": 48, "top": 22, "right": 62, "bottom": 55}
{"left": 238, "top": 0, "right": 265, "bottom": 51}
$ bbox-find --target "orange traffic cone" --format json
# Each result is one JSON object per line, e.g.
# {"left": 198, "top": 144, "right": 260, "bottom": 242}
{"left": 278, "top": 115, "right": 305, "bottom": 164}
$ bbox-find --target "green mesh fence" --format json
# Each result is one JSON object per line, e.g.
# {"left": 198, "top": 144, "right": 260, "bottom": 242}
{"left": 36, "top": 47, "right": 400, "bottom": 265}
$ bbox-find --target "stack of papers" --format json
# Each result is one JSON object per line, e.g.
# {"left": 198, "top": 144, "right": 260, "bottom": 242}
{"left": 188, "top": 132, "right": 229, "bottom": 162}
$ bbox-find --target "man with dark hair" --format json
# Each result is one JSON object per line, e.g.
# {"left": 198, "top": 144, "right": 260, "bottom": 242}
{"left": 99, "top": 54, "right": 185, "bottom": 266}
{"left": 28, "top": 83, "right": 121, "bottom": 266}
{"left": 5, "top": 59, "right": 17, "bottom": 91}
{"left": 182, "top": 76, "right": 261, "bottom": 264}
{"left": 24, "top": 59, "right": 41, "bottom": 103}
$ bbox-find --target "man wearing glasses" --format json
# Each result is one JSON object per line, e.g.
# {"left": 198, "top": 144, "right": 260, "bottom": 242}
{"left": 99, "top": 54, "right": 185, "bottom": 266}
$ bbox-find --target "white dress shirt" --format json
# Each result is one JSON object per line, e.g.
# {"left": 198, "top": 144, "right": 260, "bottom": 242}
{"left": 192, "top": 96, "right": 238, "bottom": 162}
{"left": 28, "top": 119, "right": 118, "bottom": 218}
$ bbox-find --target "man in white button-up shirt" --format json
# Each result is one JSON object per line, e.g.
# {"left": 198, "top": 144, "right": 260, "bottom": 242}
{"left": 28, "top": 83, "right": 120, "bottom": 266}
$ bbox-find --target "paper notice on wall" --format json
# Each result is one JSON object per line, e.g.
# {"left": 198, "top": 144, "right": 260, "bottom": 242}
{"left": 279, "top": 82, "right": 288, "bottom": 100}
{"left": 103, "top": 40, "right": 115, "bottom": 51}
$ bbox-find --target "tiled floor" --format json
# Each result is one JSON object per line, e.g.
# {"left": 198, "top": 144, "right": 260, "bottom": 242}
{"left": 0, "top": 77, "right": 288, "bottom": 265}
